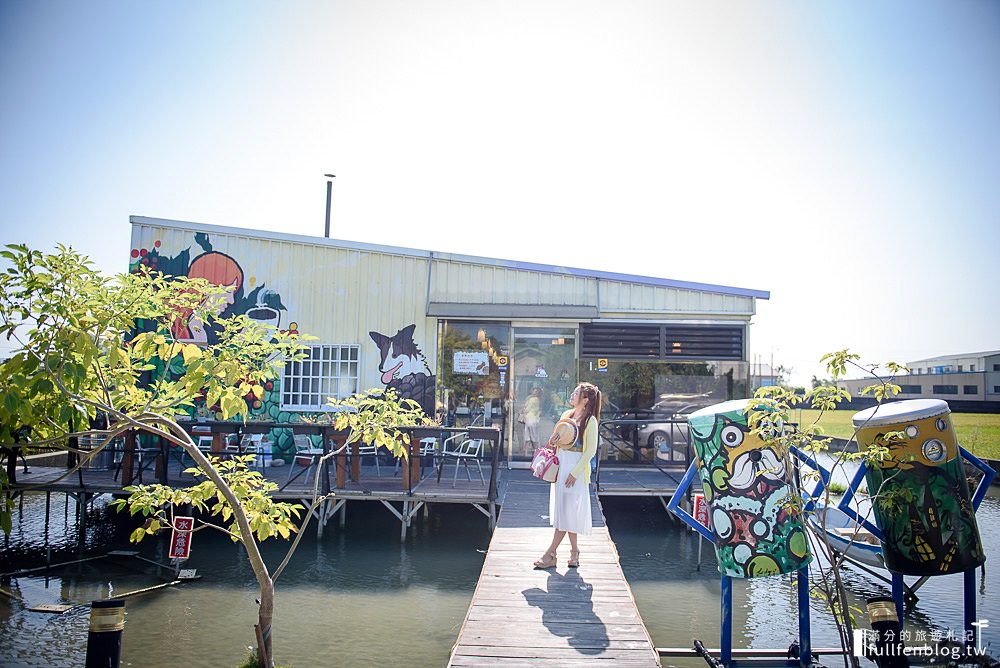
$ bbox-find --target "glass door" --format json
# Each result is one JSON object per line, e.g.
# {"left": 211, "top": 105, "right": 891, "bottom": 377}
{"left": 509, "top": 326, "right": 577, "bottom": 467}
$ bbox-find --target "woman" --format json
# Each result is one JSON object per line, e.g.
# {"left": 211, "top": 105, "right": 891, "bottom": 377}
{"left": 522, "top": 386, "right": 543, "bottom": 454}
{"left": 533, "top": 382, "right": 601, "bottom": 569}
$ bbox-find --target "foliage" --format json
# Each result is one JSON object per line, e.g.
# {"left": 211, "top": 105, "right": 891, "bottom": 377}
{"left": 321, "top": 387, "right": 433, "bottom": 457}
{"left": 745, "top": 348, "right": 908, "bottom": 668}
{"left": 0, "top": 243, "right": 308, "bottom": 667}
{"left": 111, "top": 456, "right": 303, "bottom": 544}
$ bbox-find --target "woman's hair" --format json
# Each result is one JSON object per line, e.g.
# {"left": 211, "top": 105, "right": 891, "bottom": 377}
{"left": 575, "top": 382, "right": 602, "bottom": 428}
{"left": 188, "top": 251, "right": 244, "bottom": 292}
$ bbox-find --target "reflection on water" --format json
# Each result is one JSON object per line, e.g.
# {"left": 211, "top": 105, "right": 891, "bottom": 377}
{"left": 1, "top": 487, "right": 998, "bottom": 667}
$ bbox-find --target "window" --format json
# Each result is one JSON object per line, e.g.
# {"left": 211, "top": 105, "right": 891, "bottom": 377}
{"left": 994, "top": 364, "right": 1000, "bottom": 372}
{"left": 282, "top": 344, "right": 360, "bottom": 410}
{"left": 970, "top": 365, "right": 975, "bottom": 372}
{"left": 932, "top": 385, "right": 958, "bottom": 395}
{"left": 994, "top": 386, "right": 1000, "bottom": 394}
{"left": 963, "top": 385, "right": 978, "bottom": 395}
{"left": 899, "top": 385, "right": 921, "bottom": 394}
{"left": 958, "top": 365, "right": 963, "bottom": 372}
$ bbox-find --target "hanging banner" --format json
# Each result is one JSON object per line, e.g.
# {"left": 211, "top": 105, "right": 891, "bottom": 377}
{"left": 169, "top": 516, "right": 194, "bottom": 559}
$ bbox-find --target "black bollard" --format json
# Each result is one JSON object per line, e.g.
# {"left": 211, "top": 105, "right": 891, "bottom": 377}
{"left": 863, "top": 596, "right": 909, "bottom": 668}
{"left": 85, "top": 599, "right": 125, "bottom": 668}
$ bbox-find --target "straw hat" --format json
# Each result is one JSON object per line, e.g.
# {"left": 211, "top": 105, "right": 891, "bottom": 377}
{"left": 549, "top": 418, "right": 580, "bottom": 448}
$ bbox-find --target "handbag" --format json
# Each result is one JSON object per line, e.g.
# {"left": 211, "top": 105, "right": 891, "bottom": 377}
{"left": 530, "top": 446, "right": 560, "bottom": 483}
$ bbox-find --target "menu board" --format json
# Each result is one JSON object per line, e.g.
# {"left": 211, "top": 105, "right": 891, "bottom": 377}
{"left": 454, "top": 350, "right": 489, "bottom": 375}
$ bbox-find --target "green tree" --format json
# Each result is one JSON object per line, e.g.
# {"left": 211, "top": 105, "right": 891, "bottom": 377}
{"left": 0, "top": 244, "right": 307, "bottom": 667}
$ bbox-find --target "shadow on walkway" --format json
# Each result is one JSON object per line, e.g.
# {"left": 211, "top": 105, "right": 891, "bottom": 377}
{"left": 522, "top": 568, "right": 609, "bottom": 656}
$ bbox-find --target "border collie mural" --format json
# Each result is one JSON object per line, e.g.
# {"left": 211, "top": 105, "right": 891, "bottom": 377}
{"left": 369, "top": 324, "right": 436, "bottom": 418}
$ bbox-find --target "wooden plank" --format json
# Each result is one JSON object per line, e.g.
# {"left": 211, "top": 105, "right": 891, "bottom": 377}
{"left": 447, "top": 476, "right": 660, "bottom": 667}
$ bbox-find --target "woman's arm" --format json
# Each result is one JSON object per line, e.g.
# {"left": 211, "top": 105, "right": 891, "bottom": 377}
{"left": 570, "top": 416, "right": 598, "bottom": 479}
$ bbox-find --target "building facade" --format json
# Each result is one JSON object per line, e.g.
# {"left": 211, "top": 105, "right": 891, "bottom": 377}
{"left": 129, "top": 216, "right": 770, "bottom": 463}
{"left": 837, "top": 351, "right": 1000, "bottom": 403}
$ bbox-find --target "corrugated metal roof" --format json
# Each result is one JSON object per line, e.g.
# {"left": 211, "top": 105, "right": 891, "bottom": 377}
{"left": 130, "top": 215, "right": 770, "bottom": 300}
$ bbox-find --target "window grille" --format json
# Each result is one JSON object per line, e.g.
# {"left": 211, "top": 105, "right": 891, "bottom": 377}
{"left": 282, "top": 344, "right": 360, "bottom": 410}
{"left": 580, "top": 323, "right": 744, "bottom": 360}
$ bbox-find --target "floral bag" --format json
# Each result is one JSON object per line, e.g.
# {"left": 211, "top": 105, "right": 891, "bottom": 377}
{"left": 530, "top": 446, "right": 560, "bottom": 483}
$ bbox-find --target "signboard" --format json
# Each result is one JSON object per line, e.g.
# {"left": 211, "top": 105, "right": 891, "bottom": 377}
{"left": 169, "top": 516, "right": 194, "bottom": 559}
{"left": 597, "top": 358, "right": 609, "bottom": 373}
{"left": 454, "top": 351, "right": 489, "bottom": 375}
{"left": 692, "top": 493, "right": 710, "bottom": 529}
{"left": 497, "top": 356, "right": 508, "bottom": 369}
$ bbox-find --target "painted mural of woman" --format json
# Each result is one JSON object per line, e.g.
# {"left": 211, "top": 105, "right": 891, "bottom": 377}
{"left": 171, "top": 250, "right": 244, "bottom": 344}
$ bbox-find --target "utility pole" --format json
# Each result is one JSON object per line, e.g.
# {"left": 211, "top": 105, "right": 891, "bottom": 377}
{"left": 324, "top": 174, "right": 335, "bottom": 237}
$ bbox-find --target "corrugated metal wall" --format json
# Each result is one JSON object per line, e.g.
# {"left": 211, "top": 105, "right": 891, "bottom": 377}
{"left": 131, "top": 218, "right": 759, "bottom": 392}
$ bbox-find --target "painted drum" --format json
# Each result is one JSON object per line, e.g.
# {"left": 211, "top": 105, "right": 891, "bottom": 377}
{"left": 687, "top": 399, "right": 812, "bottom": 578}
{"left": 853, "top": 399, "right": 985, "bottom": 576}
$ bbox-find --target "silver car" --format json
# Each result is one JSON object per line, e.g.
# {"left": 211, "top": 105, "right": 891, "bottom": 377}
{"left": 636, "top": 398, "right": 713, "bottom": 462}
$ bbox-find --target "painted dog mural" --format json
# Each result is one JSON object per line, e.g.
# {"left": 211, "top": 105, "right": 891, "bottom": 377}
{"left": 370, "top": 324, "right": 436, "bottom": 418}
{"left": 688, "top": 399, "right": 812, "bottom": 578}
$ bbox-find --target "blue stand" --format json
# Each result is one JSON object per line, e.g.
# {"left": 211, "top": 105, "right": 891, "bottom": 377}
{"left": 669, "top": 462, "right": 813, "bottom": 668}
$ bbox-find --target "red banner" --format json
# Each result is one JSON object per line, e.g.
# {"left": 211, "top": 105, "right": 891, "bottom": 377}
{"left": 693, "top": 493, "right": 710, "bottom": 529}
{"left": 169, "top": 516, "right": 194, "bottom": 559}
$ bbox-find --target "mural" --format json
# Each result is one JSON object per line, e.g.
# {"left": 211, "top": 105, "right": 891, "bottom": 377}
{"left": 369, "top": 324, "right": 436, "bottom": 418}
{"left": 854, "top": 400, "right": 985, "bottom": 576}
{"left": 688, "top": 399, "right": 812, "bottom": 578}
{"left": 130, "top": 233, "right": 300, "bottom": 453}
{"left": 130, "top": 233, "right": 288, "bottom": 345}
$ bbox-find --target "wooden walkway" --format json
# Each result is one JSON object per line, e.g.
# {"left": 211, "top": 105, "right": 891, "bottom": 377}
{"left": 448, "top": 473, "right": 661, "bottom": 667}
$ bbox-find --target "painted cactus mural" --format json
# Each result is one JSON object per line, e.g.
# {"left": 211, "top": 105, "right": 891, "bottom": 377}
{"left": 854, "top": 399, "right": 985, "bottom": 576}
{"left": 687, "top": 399, "right": 812, "bottom": 578}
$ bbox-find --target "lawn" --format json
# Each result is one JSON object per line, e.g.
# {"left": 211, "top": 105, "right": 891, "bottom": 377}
{"left": 792, "top": 409, "right": 1000, "bottom": 461}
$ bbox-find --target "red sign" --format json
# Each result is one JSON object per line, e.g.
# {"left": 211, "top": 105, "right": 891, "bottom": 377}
{"left": 169, "top": 516, "right": 194, "bottom": 559}
{"left": 692, "top": 493, "right": 710, "bottom": 529}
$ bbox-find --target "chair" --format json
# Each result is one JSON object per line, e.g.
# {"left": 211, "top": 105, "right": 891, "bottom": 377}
{"left": 393, "top": 436, "right": 438, "bottom": 477}
{"left": 440, "top": 436, "right": 485, "bottom": 488}
{"left": 231, "top": 433, "right": 264, "bottom": 469}
{"left": 356, "top": 441, "right": 381, "bottom": 477}
{"left": 286, "top": 434, "right": 323, "bottom": 485}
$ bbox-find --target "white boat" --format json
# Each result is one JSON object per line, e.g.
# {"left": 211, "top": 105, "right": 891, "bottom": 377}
{"left": 808, "top": 503, "right": 884, "bottom": 570}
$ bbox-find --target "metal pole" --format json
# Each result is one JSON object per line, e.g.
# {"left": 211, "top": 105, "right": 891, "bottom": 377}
{"left": 324, "top": 174, "right": 335, "bottom": 237}
{"left": 85, "top": 598, "right": 125, "bottom": 668}
{"left": 797, "top": 567, "right": 812, "bottom": 666}
{"left": 721, "top": 575, "right": 732, "bottom": 667}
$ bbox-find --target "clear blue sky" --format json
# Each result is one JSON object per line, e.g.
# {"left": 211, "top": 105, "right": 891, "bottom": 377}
{"left": 2, "top": 0, "right": 998, "bottom": 386}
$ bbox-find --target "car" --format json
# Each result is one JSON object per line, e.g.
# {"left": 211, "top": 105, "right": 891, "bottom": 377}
{"left": 635, "top": 395, "right": 715, "bottom": 462}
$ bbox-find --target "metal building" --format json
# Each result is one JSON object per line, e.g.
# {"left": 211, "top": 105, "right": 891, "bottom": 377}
{"left": 130, "top": 215, "right": 769, "bottom": 465}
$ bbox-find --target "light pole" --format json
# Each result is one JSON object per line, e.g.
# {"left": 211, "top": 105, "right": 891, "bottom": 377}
{"left": 324, "top": 174, "right": 335, "bottom": 238}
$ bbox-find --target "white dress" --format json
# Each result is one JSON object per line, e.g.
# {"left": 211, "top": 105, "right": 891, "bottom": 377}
{"left": 548, "top": 446, "right": 592, "bottom": 535}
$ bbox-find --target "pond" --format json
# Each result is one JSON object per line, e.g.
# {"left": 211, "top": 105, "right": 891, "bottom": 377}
{"left": 1, "top": 485, "right": 997, "bottom": 667}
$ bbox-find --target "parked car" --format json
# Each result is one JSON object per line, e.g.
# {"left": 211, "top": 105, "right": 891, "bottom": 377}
{"left": 635, "top": 394, "right": 715, "bottom": 462}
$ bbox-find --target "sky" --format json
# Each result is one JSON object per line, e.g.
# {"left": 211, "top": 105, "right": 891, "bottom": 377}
{"left": 1, "top": 0, "right": 998, "bottom": 387}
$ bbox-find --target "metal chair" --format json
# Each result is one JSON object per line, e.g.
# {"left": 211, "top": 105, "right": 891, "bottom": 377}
{"left": 441, "top": 436, "right": 485, "bottom": 488}
{"left": 286, "top": 434, "right": 323, "bottom": 485}
{"left": 356, "top": 441, "right": 381, "bottom": 477}
{"left": 230, "top": 433, "right": 264, "bottom": 470}
{"left": 393, "top": 436, "right": 438, "bottom": 477}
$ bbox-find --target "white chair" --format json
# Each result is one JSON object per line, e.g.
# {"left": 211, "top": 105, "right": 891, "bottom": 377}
{"left": 393, "top": 436, "right": 438, "bottom": 476}
{"left": 231, "top": 433, "right": 264, "bottom": 469}
{"left": 356, "top": 441, "right": 381, "bottom": 477}
{"left": 196, "top": 436, "right": 214, "bottom": 458}
{"left": 441, "top": 436, "right": 485, "bottom": 488}
{"left": 286, "top": 434, "right": 323, "bottom": 485}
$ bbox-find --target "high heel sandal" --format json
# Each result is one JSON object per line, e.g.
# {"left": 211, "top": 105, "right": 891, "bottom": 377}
{"left": 567, "top": 550, "right": 580, "bottom": 568}
{"left": 533, "top": 551, "right": 557, "bottom": 569}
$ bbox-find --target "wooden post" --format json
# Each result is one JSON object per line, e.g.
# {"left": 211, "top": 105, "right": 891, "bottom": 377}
{"left": 334, "top": 435, "right": 347, "bottom": 489}
{"left": 85, "top": 599, "right": 125, "bottom": 668}
{"left": 350, "top": 442, "right": 360, "bottom": 482}
{"left": 121, "top": 431, "right": 137, "bottom": 486}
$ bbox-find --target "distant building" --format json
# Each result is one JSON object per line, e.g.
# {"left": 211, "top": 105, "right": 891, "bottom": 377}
{"left": 837, "top": 350, "right": 1000, "bottom": 403}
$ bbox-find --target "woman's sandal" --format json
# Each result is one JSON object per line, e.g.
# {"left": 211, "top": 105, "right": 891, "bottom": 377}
{"left": 567, "top": 550, "right": 580, "bottom": 568}
{"left": 533, "top": 551, "right": 557, "bottom": 569}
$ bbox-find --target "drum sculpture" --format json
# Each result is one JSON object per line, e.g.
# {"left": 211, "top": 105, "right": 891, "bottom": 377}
{"left": 687, "top": 399, "right": 812, "bottom": 578}
{"left": 853, "top": 399, "right": 985, "bottom": 576}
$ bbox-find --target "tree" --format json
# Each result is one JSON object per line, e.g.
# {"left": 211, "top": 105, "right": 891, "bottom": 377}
{"left": 0, "top": 244, "right": 306, "bottom": 667}
{"left": 745, "top": 349, "right": 908, "bottom": 668}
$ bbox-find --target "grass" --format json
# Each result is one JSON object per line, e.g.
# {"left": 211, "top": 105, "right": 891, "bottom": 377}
{"left": 792, "top": 408, "right": 1000, "bottom": 461}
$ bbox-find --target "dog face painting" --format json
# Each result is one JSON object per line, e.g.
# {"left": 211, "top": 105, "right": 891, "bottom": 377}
{"left": 688, "top": 399, "right": 811, "bottom": 578}
{"left": 369, "top": 324, "right": 436, "bottom": 418}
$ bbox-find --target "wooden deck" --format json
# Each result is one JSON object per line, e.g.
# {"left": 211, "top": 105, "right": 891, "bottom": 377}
{"left": 448, "top": 471, "right": 661, "bottom": 667}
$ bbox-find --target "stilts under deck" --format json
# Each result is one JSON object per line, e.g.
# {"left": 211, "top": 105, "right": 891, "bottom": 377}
{"left": 447, "top": 473, "right": 661, "bottom": 667}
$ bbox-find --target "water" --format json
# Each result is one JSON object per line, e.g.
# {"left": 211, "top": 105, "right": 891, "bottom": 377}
{"left": 1, "top": 485, "right": 998, "bottom": 667}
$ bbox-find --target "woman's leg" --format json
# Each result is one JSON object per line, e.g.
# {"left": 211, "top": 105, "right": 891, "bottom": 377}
{"left": 567, "top": 532, "right": 580, "bottom": 567}
{"left": 534, "top": 529, "right": 565, "bottom": 568}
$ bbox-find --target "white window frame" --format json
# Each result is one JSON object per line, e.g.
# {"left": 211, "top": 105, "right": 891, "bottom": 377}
{"left": 281, "top": 343, "right": 361, "bottom": 411}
